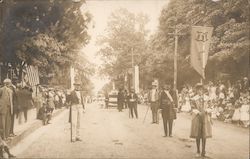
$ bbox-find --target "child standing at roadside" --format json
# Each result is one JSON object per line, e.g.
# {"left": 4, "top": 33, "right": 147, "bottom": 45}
{"left": 240, "top": 98, "right": 249, "bottom": 127}
{"left": 232, "top": 100, "right": 241, "bottom": 125}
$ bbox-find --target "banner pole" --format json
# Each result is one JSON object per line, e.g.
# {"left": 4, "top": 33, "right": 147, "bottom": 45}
{"left": 70, "top": 105, "right": 73, "bottom": 142}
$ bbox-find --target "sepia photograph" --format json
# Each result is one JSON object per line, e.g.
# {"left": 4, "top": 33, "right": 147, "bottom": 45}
{"left": 0, "top": 0, "right": 249, "bottom": 158}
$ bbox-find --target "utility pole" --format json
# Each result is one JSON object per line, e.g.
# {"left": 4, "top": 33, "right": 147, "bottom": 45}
{"left": 131, "top": 47, "right": 134, "bottom": 90}
{"left": 168, "top": 26, "right": 184, "bottom": 91}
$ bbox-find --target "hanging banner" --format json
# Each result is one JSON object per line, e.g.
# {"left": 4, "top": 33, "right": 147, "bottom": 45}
{"left": 190, "top": 26, "right": 213, "bottom": 79}
{"left": 134, "top": 65, "right": 139, "bottom": 93}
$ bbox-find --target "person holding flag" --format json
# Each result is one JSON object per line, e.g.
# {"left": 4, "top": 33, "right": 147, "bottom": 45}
{"left": 190, "top": 83, "right": 212, "bottom": 157}
{"left": 190, "top": 25, "right": 214, "bottom": 157}
{"left": 68, "top": 80, "right": 85, "bottom": 142}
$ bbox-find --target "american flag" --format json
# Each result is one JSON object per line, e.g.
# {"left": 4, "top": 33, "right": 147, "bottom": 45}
{"left": 23, "top": 65, "right": 40, "bottom": 86}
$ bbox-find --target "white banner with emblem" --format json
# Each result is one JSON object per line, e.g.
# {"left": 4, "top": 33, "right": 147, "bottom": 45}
{"left": 190, "top": 26, "right": 213, "bottom": 79}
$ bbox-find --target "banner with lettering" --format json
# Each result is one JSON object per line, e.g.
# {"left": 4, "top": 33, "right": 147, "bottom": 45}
{"left": 190, "top": 26, "right": 213, "bottom": 79}
{"left": 134, "top": 65, "right": 139, "bottom": 93}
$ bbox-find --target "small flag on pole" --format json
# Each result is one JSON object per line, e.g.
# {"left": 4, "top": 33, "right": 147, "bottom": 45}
{"left": 190, "top": 26, "right": 213, "bottom": 79}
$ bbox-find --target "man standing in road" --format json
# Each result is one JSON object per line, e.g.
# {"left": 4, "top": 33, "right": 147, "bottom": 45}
{"left": 68, "top": 81, "right": 85, "bottom": 142}
{"left": 148, "top": 82, "right": 159, "bottom": 124}
{"left": 127, "top": 88, "right": 138, "bottom": 119}
{"left": 0, "top": 79, "right": 13, "bottom": 140}
{"left": 159, "top": 84, "right": 177, "bottom": 137}
{"left": 117, "top": 88, "right": 124, "bottom": 112}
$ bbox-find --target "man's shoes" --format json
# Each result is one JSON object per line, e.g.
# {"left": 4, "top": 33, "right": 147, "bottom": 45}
{"left": 169, "top": 134, "right": 173, "bottom": 137}
{"left": 201, "top": 151, "right": 206, "bottom": 157}
{"left": 195, "top": 153, "right": 201, "bottom": 157}
{"left": 8, "top": 154, "right": 16, "bottom": 158}
{"left": 76, "top": 138, "right": 82, "bottom": 142}
{"left": 162, "top": 135, "right": 167, "bottom": 137}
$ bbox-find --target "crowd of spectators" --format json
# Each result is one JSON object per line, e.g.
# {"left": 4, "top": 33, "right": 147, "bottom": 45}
{"left": 0, "top": 78, "right": 69, "bottom": 142}
{"left": 179, "top": 77, "right": 249, "bottom": 127}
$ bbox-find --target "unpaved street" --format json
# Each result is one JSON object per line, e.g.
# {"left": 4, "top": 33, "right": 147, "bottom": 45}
{"left": 12, "top": 103, "right": 249, "bottom": 159}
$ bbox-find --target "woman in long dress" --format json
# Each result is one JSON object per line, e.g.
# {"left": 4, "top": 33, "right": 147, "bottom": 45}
{"left": 190, "top": 84, "right": 212, "bottom": 157}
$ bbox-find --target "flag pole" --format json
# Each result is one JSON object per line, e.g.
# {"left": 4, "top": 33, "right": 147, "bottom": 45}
{"left": 70, "top": 104, "right": 73, "bottom": 142}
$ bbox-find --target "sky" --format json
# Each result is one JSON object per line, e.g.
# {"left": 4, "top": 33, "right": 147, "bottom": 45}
{"left": 81, "top": 0, "right": 169, "bottom": 94}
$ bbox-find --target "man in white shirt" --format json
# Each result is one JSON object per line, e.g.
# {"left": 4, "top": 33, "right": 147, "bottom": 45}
{"left": 68, "top": 81, "right": 85, "bottom": 142}
{"left": 148, "top": 83, "right": 159, "bottom": 124}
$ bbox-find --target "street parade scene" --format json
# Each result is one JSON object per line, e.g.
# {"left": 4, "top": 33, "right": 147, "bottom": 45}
{"left": 0, "top": 0, "right": 249, "bottom": 159}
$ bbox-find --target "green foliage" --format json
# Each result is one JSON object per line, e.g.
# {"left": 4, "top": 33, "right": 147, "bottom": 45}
{"left": 146, "top": 0, "right": 249, "bottom": 87}
{"left": 97, "top": 8, "right": 149, "bottom": 80}
{"left": 1, "top": 0, "right": 94, "bottom": 84}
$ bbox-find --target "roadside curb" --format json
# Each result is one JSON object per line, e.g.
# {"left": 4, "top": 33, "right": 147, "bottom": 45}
{"left": 7, "top": 108, "right": 65, "bottom": 148}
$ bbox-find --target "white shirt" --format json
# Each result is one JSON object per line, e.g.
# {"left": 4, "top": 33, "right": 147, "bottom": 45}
{"left": 75, "top": 91, "right": 81, "bottom": 104}
{"left": 151, "top": 89, "right": 156, "bottom": 102}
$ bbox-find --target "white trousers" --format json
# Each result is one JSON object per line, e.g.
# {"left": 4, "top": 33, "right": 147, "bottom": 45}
{"left": 71, "top": 104, "right": 82, "bottom": 139}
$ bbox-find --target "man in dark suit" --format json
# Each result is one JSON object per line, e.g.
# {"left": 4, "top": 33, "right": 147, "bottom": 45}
{"left": 127, "top": 88, "right": 138, "bottom": 119}
{"left": 159, "top": 84, "right": 177, "bottom": 137}
{"left": 117, "top": 88, "right": 124, "bottom": 112}
{"left": 68, "top": 81, "right": 85, "bottom": 142}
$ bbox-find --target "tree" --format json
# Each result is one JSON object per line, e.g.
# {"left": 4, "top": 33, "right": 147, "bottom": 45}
{"left": 145, "top": 0, "right": 249, "bottom": 88}
{"left": 1, "top": 0, "right": 93, "bottom": 85}
{"left": 97, "top": 8, "right": 149, "bottom": 88}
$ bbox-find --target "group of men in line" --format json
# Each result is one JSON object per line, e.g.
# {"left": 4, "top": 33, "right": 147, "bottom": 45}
{"left": 116, "top": 82, "right": 178, "bottom": 137}
{"left": 148, "top": 82, "right": 213, "bottom": 157}
{"left": 116, "top": 81, "right": 213, "bottom": 157}
{"left": 117, "top": 88, "right": 139, "bottom": 119}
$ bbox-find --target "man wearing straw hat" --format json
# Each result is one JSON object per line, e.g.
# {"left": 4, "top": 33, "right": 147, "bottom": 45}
{"left": 148, "top": 81, "right": 159, "bottom": 124}
{"left": 68, "top": 80, "right": 85, "bottom": 142}
{"left": 0, "top": 79, "right": 13, "bottom": 140}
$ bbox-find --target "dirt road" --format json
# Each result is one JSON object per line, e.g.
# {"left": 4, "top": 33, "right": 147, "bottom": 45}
{"left": 12, "top": 102, "right": 249, "bottom": 159}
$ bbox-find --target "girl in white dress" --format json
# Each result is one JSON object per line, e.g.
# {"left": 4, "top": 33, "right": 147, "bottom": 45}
{"left": 240, "top": 99, "right": 249, "bottom": 127}
{"left": 232, "top": 100, "right": 241, "bottom": 125}
{"left": 181, "top": 94, "right": 191, "bottom": 112}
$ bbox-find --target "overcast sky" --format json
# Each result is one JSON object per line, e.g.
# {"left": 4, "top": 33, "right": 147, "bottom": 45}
{"left": 81, "top": 0, "right": 169, "bottom": 93}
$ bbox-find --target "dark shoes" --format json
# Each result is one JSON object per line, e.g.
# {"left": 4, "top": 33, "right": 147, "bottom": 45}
{"left": 9, "top": 154, "right": 16, "bottom": 158}
{"left": 76, "top": 138, "right": 82, "bottom": 142}
{"left": 71, "top": 138, "right": 81, "bottom": 142}
{"left": 201, "top": 151, "right": 206, "bottom": 157}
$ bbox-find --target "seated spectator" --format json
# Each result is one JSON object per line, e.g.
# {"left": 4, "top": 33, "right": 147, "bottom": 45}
{"left": 223, "top": 102, "right": 234, "bottom": 123}
{"left": 37, "top": 103, "right": 52, "bottom": 125}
